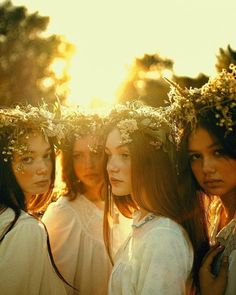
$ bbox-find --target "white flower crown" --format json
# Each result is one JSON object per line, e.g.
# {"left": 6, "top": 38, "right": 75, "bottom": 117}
{"left": 0, "top": 103, "right": 65, "bottom": 162}
{"left": 166, "top": 64, "right": 236, "bottom": 133}
{"left": 105, "top": 101, "right": 175, "bottom": 150}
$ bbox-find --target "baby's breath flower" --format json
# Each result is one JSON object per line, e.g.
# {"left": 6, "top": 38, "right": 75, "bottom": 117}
{"left": 166, "top": 64, "right": 236, "bottom": 135}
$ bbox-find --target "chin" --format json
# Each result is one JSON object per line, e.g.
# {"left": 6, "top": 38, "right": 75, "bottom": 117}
{"left": 111, "top": 188, "right": 130, "bottom": 196}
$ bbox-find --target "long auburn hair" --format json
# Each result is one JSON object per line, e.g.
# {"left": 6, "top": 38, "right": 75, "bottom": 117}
{"left": 104, "top": 127, "right": 209, "bottom": 293}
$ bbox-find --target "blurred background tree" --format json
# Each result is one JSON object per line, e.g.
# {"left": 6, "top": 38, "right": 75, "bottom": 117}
{"left": 117, "top": 52, "right": 209, "bottom": 107}
{"left": 117, "top": 53, "right": 174, "bottom": 107}
{"left": 215, "top": 45, "right": 236, "bottom": 72}
{"left": 0, "top": 0, "right": 74, "bottom": 106}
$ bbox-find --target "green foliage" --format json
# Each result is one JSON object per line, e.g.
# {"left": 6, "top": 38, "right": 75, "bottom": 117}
{"left": 0, "top": 1, "right": 74, "bottom": 106}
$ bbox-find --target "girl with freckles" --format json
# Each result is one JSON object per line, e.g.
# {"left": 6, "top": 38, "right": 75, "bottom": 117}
{"left": 168, "top": 65, "right": 236, "bottom": 295}
{"left": 0, "top": 106, "right": 67, "bottom": 295}
{"left": 103, "top": 102, "right": 208, "bottom": 295}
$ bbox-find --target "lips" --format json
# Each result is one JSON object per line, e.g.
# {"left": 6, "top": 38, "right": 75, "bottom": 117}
{"left": 203, "top": 179, "right": 222, "bottom": 187}
{"left": 84, "top": 173, "right": 98, "bottom": 178}
{"left": 35, "top": 179, "right": 49, "bottom": 186}
{"left": 204, "top": 179, "right": 222, "bottom": 184}
{"left": 110, "top": 177, "right": 123, "bottom": 184}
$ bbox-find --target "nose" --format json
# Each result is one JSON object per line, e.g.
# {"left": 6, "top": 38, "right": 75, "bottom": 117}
{"left": 36, "top": 159, "right": 49, "bottom": 175}
{"left": 202, "top": 156, "right": 216, "bottom": 174}
{"left": 107, "top": 155, "right": 119, "bottom": 173}
{"left": 85, "top": 154, "right": 95, "bottom": 168}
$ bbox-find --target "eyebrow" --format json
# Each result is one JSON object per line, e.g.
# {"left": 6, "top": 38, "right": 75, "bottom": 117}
{"left": 26, "top": 147, "right": 52, "bottom": 154}
{"left": 105, "top": 144, "right": 128, "bottom": 151}
{"left": 188, "top": 142, "right": 221, "bottom": 152}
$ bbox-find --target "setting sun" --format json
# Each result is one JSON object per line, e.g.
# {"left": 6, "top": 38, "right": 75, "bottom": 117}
{"left": 12, "top": 0, "right": 236, "bottom": 108}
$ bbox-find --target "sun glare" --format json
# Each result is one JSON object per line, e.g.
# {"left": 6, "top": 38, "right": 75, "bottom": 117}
{"left": 12, "top": 0, "right": 236, "bottom": 109}
{"left": 66, "top": 52, "right": 127, "bottom": 108}
{"left": 50, "top": 58, "right": 67, "bottom": 79}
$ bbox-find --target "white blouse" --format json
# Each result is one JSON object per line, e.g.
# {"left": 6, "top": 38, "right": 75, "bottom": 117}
{"left": 43, "top": 195, "right": 129, "bottom": 295}
{"left": 0, "top": 208, "right": 67, "bottom": 295}
{"left": 108, "top": 212, "right": 194, "bottom": 295}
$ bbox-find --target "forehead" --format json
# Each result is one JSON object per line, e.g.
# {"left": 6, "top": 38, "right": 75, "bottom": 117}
{"left": 73, "top": 135, "right": 99, "bottom": 152}
{"left": 188, "top": 127, "right": 217, "bottom": 150}
{"left": 106, "top": 128, "right": 123, "bottom": 149}
{"left": 21, "top": 133, "right": 50, "bottom": 153}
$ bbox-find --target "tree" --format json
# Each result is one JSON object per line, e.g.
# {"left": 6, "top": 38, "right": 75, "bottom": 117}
{"left": 216, "top": 45, "right": 236, "bottom": 72}
{"left": 0, "top": 1, "right": 74, "bottom": 106}
{"left": 173, "top": 73, "right": 209, "bottom": 89}
{"left": 117, "top": 53, "right": 174, "bottom": 107}
{"left": 117, "top": 52, "right": 209, "bottom": 107}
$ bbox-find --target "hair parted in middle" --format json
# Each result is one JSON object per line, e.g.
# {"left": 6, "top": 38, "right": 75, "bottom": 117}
{"left": 59, "top": 106, "right": 105, "bottom": 200}
{"left": 103, "top": 101, "right": 209, "bottom": 290}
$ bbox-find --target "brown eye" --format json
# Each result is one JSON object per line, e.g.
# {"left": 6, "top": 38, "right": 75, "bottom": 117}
{"left": 189, "top": 154, "right": 200, "bottom": 162}
{"left": 21, "top": 157, "right": 33, "bottom": 164}
{"left": 121, "top": 153, "right": 130, "bottom": 159}
{"left": 214, "top": 149, "right": 225, "bottom": 156}
{"left": 73, "top": 154, "right": 82, "bottom": 160}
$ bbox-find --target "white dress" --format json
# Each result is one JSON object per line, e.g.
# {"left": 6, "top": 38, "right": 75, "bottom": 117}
{"left": 43, "top": 195, "right": 129, "bottom": 295}
{"left": 108, "top": 211, "right": 194, "bottom": 295}
{"left": 0, "top": 208, "right": 67, "bottom": 295}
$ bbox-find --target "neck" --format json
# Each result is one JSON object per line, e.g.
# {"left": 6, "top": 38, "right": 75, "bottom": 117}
{"left": 138, "top": 207, "right": 150, "bottom": 221}
{"left": 24, "top": 192, "right": 32, "bottom": 203}
{"left": 84, "top": 185, "right": 102, "bottom": 202}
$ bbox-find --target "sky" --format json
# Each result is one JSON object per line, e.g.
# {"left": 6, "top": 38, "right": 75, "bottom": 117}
{"left": 11, "top": 0, "right": 236, "bottom": 106}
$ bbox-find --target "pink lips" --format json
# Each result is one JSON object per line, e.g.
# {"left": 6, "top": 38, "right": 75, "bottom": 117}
{"left": 110, "top": 177, "right": 123, "bottom": 184}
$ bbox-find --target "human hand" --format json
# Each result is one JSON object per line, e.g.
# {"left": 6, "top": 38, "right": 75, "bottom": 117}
{"left": 199, "top": 244, "right": 228, "bottom": 295}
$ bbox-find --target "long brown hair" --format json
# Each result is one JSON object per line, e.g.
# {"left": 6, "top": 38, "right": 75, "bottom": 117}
{"left": 103, "top": 127, "right": 209, "bottom": 293}
{"left": 60, "top": 135, "right": 85, "bottom": 200}
{"left": 0, "top": 129, "right": 75, "bottom": 290}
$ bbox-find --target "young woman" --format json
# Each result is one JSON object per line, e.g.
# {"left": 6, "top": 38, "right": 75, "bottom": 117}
{"left": 43, "top": 109, "right": 127, "bottom": 295}
{"left": 168, "top": 65, "right": 236, "bottom": 295}
{"left": 103, "top": 102, "right": 209, "bottom": 294}
{"left": 0, "top": 106, "right": 67, "bottom": 295}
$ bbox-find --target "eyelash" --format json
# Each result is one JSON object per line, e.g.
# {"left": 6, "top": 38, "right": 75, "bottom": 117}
{"left": 21, "top": 153, "right": 51, "bottom": 164}
{"left": 121, "top": 153, "right": 130, "bottom": 159}
{"left": 21, "top": 157, "right": 33, "bottom": 164}
{"left": 189, "top": 149, "right": 225, "bottom": 162}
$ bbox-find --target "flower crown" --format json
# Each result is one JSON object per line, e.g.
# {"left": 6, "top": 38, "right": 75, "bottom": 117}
{"left": 61, "top": 106, "right": 105, "bottom": 152}
{"left": 166, "top": 64, "right": 236, "bottom": 133}
{"left": 105, "top": 101, "right": 174, "bottom": 150}
{"left": 0, "top": 104, "right": 65, "bottom": 162}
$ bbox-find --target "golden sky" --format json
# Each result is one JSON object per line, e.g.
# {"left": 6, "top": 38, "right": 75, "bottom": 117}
{"left": 12, "top": 0, "right": 236, "bottom": 106}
